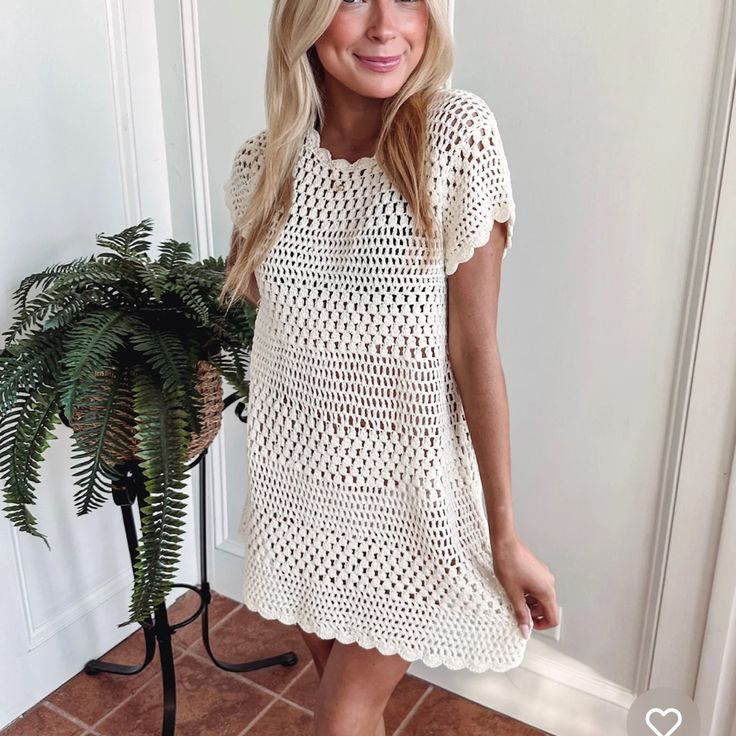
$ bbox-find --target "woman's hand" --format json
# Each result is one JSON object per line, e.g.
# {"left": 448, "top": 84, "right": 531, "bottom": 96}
{"left": 490, "top": 532, "right": 559, "bottom": 639}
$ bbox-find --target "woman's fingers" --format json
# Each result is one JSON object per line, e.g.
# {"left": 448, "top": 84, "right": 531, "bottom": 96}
{"left": 525, "top": 592, "right": 560, "bottom": 629}
{"left": 513, "top": 595, "right": 532, "bottom": 627}
{"left": 511, "top": 594, "right": 533, "bottom": 639}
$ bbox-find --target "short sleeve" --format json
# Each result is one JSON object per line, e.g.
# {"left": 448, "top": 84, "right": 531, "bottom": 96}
{"left": 223, "top": 130, "right": 266, "bottom": 226}
{"left": 441, "top": 94, "right": 516, "bottom": 276}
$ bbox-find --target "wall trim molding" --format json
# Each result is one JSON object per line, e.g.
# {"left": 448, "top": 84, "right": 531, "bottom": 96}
{"left": 647, "top": 0, "right": 736, "bottom": 712}
{"left": 690, "top": 3, "right": 736, "bottom": 733}
{"left": 178, "top": 0, "right": 234, "bottom": 555}
{"left": 179, "top": 0, "right": 214, "bottom": 262}
{"left": 9, "top": 497, "right": 132, "bottom": 651}
{"left": 104, "top": 0, "right": 142, "bottom": 225}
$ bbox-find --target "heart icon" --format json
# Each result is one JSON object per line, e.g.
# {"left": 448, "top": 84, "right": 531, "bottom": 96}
{"left": 645, "top": 707, "right": 683, "bottom": 736}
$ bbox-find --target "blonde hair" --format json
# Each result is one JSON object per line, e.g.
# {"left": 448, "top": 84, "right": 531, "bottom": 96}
{"left": 219, "top": 0, "right": 454, "bottom": 311}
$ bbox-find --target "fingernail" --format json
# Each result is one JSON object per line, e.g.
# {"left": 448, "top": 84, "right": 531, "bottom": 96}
{"left": 519, "top": 623, "right": 531, "bottom": 640}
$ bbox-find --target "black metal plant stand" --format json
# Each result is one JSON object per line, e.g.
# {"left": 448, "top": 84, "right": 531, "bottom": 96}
{"left": 61, "top": 391, "right": 298, "bottom": 735}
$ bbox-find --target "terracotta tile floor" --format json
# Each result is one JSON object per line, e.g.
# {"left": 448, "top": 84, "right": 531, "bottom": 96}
{"left": 2, "top": 591, "right": 547, "bottom": 736}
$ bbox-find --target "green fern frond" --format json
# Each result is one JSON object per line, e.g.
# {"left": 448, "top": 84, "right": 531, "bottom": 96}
{"left": 3, "top": 289, "right": 64, "bottom": 347}
{"left": 128, "top": 324, "right": 203, "bottom": 436}
{"left": 9, "top": 256, "right": 92, "bottom": 319}
{"left": 59, "top": 310, "right": 145, "bottom": 419}
{"left": 177, "top": 258, "right": 230, "bottom": 287}
{"left": 158, "top": 239, "right": 193, "bottom": 270}
{"left": 168, "top": 282, "right": 211, "bottom": 325}
{"left": 0, "top": 383, "right": 60, "bottom": 550}
{"left": 207, "top": 350, "right": 250, "bottom": 399}
{"left": 69, "top": 368, "right": 134, "bottom": 516}
{"left": 94, "top": 218, "right": 154, "bottom": 260}
{"left": 132, "top": 258, "right": 168, "bottom": 302}
{"left": 116, "top": 369, "right": 190, "bottom": 627}
{"left": 1, "top": 218, "right": 255, "bottom": 625}
{"left": 49, "top": 260, "right": 140, "bottom": 296}
{"left": 2, "top": 261, "right": 145, "bottom": 345}
{"left": 195, "top": 255, "right": 227, "bottom": 272}
{"left": 128, "top": 323, "right": 195, "bottom": 395}
{"left": 43, "top": 287, "right": 116, "bottom": 331}
{"left": 0, "top": 328, "right": 65, "bottom": 416}
{"left": 222, "top": 303, "right": 256, "bottom": 341}
{"left": 207, "top": 311, "right": 255, "bottom": 355}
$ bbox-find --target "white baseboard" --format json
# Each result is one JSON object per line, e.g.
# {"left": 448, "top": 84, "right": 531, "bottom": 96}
{"left": 408, "top": 638, "right": 634, "bottom": 736}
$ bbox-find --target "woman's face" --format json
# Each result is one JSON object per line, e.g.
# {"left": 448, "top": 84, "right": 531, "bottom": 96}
{"left": 314, "top": 0, "right": 429, "bottom": 100}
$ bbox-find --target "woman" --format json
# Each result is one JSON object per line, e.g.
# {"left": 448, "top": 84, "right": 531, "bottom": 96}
{"left": 221, "top": 1, "right": 559, "bottom": 734}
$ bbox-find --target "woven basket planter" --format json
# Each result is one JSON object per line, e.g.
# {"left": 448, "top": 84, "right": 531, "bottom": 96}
{"left": 70, "top": 359, "right": 224, "bottom": 467}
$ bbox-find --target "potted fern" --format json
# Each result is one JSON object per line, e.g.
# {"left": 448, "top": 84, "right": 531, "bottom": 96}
{"left": 0, "top": 218, "right": 254, "bottom": 628}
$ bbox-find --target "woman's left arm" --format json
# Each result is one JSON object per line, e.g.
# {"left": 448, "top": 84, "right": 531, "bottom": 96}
{"left": 447, "top": 219, "right": 558, "bottom": 636}
{"left": 447, "top": 219, "right": 516, "bottom": 539}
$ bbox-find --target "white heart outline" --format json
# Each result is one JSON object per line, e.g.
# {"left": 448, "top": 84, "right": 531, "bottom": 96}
{"left": 645, "top": 707, "right": 683, "bottom": 736}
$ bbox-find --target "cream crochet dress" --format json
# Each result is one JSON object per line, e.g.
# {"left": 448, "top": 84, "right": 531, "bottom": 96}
{"left": 223, "top": 87, "right": 528, "bottom": 673}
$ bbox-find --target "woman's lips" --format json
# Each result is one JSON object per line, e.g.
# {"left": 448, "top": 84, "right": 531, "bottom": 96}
{"left": 354, "top": 54, "right": 403, "bottom": 73}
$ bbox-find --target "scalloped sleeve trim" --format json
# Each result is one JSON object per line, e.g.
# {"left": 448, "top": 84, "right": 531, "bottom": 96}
{"left": 445, "top": 200, "right": 515, "bottom": 276}
{"left": 222, "top": 131, "right": 265, "bottom": 225}
{"left": 440, "top": 92, "right": 517, "bottom": 276}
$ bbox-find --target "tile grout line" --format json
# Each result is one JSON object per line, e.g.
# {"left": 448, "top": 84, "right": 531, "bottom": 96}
{"left": 195, "top": 599, "right": 244, "bottom": 634}
{"left": 178, "top": 644, "right": 305, "bottom": 702}
{"left": 233, "top": 660, "right": 318, "bottom": 735}
{"left": 273, "top": 661, "right": 317, "bottom": 714}
{"left": 182, "top": 635, "right": 440, "bottom": 734}
{"left": 42, "top": 700, "right": 96, "bottom": 732}
{"left": 156, "top": 641, "right": 316, "bottom": 734}
{"left": 237, "top": 657, "right": 381, "bottom": 735}
{"left": 42, "top": 599, "right": 300, "bottom": 735}
{"left": 392, "top": 685, "right": 435, "bottom": 736}
{"left": 2, "top": 597, "right": 231, "bottom": 735}
{"left": 166, "top": 595, "right": 242, "bottom": 647}
{"left": 87, "top": 647, "right": 190, "bottom": 731}
{"left": 2, "top": 598, "right": 288, "bottom": 735}
{"left": 185, "top": 646, "right": 316, "bottom": 717}
{"left": 81, "top": 598, "right": 245, "bottom": 731}
{"left": 237, "top": 698, "right": 283, "bottom": 736}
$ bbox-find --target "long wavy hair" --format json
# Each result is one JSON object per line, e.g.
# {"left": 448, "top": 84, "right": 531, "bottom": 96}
{"left": 219, "top": 0, "right": 455, "bottom": 311}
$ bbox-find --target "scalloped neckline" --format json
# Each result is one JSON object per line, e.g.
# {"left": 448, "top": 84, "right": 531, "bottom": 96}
{"left": 305, "top": 127, "right": 379, "bottom": 172}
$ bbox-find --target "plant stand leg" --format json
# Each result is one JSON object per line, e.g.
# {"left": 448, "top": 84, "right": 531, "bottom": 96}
{"left": 187, "top": 448, "right": 298, "bottom": 674}
{"left": 84, "top": 475, "right": 158, "bottom": 678}
{"left": 152, "top": 600, "right": 177, "bottom": 735}
{"left": 82, "top": 394, "right": 299, "bottom": 736}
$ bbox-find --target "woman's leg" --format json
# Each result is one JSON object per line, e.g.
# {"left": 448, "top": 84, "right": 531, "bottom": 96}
{"left": 297, "top": 625, "right": 336, "bottom": 678}
{"left": 313, "top": 639, "right": 411, "bottom": 736}
{"left": 297, "top": 626, "right": 393, "bottom": 736}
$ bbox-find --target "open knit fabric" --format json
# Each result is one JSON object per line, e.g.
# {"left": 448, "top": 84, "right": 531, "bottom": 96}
{"left": 223, "top": 87, "right": 526, "bottom": 673}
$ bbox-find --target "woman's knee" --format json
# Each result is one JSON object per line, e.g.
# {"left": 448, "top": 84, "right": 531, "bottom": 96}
{"left": 314, "top": 643, "right": 407, "bottom": 736}
{"left": 314, "top": 677, "right": 383, "bottom": 733}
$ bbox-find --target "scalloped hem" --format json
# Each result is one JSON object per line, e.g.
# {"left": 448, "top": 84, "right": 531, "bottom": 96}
{"left": 241, "top": 590, "right": 528, "bottom": 675}
{"left": 445, "top": 202, "right": 515, "bottom": 276}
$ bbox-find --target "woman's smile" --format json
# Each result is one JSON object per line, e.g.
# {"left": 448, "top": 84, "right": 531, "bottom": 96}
{"left": 353, "top": 53, "right": 404, "bottom": 72}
